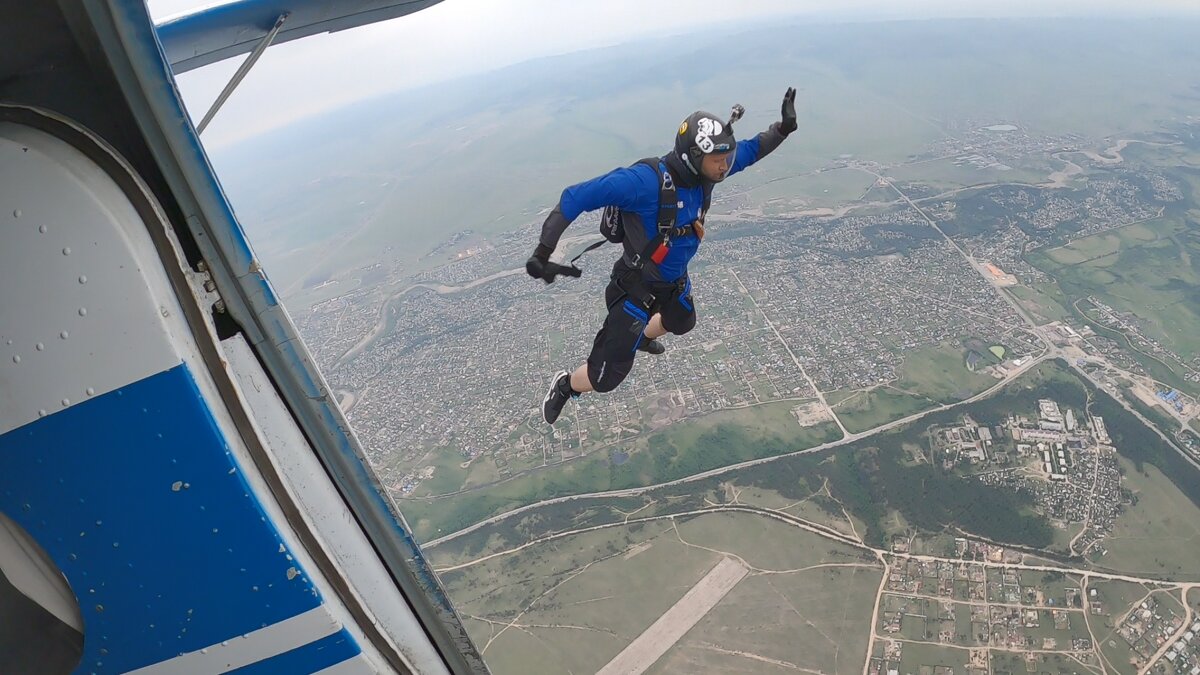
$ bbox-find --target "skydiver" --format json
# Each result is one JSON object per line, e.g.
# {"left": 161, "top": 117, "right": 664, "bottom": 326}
{"left": 527, "top": 88, "right": 799, "bottom": 425}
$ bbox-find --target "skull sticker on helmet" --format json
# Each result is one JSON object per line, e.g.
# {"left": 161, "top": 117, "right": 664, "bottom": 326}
{"left": 696, "top": 118, "right": 722, "bottom": 137}
{"left": 694, "top": 117, "right": 723, "bottom": 155}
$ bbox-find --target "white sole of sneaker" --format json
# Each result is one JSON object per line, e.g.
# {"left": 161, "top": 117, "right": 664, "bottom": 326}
{"left": 542, "top": 370, "right": 570, "bottom": 424}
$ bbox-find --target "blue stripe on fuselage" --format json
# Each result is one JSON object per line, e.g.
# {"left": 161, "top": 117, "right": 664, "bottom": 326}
{"left": 0, "top": 363, "right": 324, "bottom": 674}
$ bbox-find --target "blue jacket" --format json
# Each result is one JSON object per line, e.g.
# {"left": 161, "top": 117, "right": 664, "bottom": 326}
{"left": 540, "top": 124, "right": 787, "bottom": 283}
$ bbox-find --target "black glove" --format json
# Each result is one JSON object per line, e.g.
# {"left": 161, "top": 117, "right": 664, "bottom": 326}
{"left": 526, "top": 243, "right": 554, "bottom": 282}
{"left": 779, "top": 86, "right": 797, "bottom": 137}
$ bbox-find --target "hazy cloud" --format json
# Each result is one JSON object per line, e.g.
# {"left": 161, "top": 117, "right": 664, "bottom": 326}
{"left": 146, "top": 0, "right": 1200, "bottom": 147}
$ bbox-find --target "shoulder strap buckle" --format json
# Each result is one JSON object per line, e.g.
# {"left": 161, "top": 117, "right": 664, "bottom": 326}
{"left": 628, "top": 159, "right": 678, "bottom": 273}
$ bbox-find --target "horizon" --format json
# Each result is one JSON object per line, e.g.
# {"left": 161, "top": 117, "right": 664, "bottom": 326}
{"left": 150, "top": 1, "right": 1200, "bottom": 148}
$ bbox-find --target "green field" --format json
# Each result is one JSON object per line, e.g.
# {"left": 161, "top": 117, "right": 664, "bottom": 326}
{"left": 1050, "top": 518, "right": 1087, "bottom": 555}
{"left": 1122, "top": 388, "right": 1183, "bottom": 436}
{"left": 1029, "top": 216, "right": 1200, "bottom": 394}
{"left": 1091, "top": 457, "right": 1200, "bottom": 581}
{"left": 691, "top": 479, "right": 869, "bottom": 542}
{"left": 671, "top": 514, "right": 882, "bottom": 663}
{"left": 1043, "top": 221, "right": 1163, "bottom": 266}
{"left": 896, "top": 642, "right": 969, "bottom": 673}
{"left": 408, "top": 447, "right": 473, "bottom": 497}
{"left": 990, "top": 650, "right": 1095, "bottom": 675}
{"left": 651, "top": 562, "right": 883, "bottom": 675}
{"left": 440, "top": 521, "right": 699, "bottom": 675}
{"left": 673, "top": 510, "right": 863, "bottom": 571}
{"left": 833, "top": 387, "right": 934, "bottom": 434}
{"left": 824, "top": 388, "right": 862, "bottom": 408}
{"left": 1088, "top": 578, "right": 1153, "bottom": 635}
{"left": 737, "top": 166, "right": 879, "bottom": 209}
{"left": 436, "top": 510, "right": 880, "bottom": 675}
{"left": 829, "top": 343, "right": 999, "bottom": 434}
{"left": 650, "top": 400, "right": 840, "bottom": 452}
{"left": 893, "top": 342, "right": 1000, "bottom": 404}
{"left": 1008, "top": 282, "right": 1074, "bottom": 325}
{"left": 399, "top": 401, "right": 841, "bottom": 541}
{"left": 887, "top": 154, "right": 1051, "bottom": 193}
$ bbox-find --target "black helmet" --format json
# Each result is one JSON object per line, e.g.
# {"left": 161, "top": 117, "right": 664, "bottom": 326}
{"left": 674, "top": 108, "right": 740, "bottom": 180}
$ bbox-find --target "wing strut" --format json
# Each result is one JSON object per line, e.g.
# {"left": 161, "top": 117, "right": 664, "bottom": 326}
{"left": 196, "top": 11, "right": 288, "bottom": 134}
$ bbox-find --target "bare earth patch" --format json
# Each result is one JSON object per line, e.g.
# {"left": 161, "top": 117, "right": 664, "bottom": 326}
{"left": 792, "top": 400, "right": 834, "bottom": 427}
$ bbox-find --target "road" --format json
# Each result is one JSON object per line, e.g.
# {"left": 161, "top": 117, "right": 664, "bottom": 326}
{"left": 869, "top": 167, "right": 1045, "bottom": 332}
{"left": 1068, "top": 297, "right": 1199, "bottom": 434}
{"left": 432, "top": 498, "right": 1198, "bottom": 675}
{"left": 434, "top": 501, "right": 1189, "bottom": 587}
{"left": 1139, "top": 587, "right": 1196, "bottom": 675}
{"left": 729, "top": 267, "right": 848, "bottom": 437}
{"left": 421, "top": 354, "right": 1048, "bottom": 548}
{"left": 1065, "top": 353, "right": 1200, "bottom": 474}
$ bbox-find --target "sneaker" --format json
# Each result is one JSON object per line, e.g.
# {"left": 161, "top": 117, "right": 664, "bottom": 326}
{"left": 637, "top": 338, "right": 666, "bottom": 355}
{"left": 542, "top": 370, "right": 575, "bottom": 425}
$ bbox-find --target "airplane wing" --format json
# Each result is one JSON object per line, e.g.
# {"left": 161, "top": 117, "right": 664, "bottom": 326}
{"left": 157, "top": 0, "right": 445, "bottom": 74}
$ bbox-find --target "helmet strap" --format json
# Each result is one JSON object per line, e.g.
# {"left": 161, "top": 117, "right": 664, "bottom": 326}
{"left": 681, "top": 151, "right": 699, "bottom": 175}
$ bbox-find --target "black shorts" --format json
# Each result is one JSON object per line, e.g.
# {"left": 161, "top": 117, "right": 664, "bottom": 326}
{"left": 585, "top": 269, "right": 696, "bottom": 393}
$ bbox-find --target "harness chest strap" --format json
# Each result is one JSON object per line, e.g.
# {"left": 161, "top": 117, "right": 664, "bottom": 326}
{"left": 637, "top": 158, "right": 711, "bottom": 267}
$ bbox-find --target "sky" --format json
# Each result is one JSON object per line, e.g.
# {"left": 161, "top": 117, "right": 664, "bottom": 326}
{"left": 146, "top": 0, "right": 1200, "bottom": 148}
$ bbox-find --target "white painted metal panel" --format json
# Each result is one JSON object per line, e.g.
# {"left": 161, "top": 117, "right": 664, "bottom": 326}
{"left": 0, "top": 122, "right": 183, "bottom": 434}
{"left": 0, "top": 109, "right": 395, "bottom": 672}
